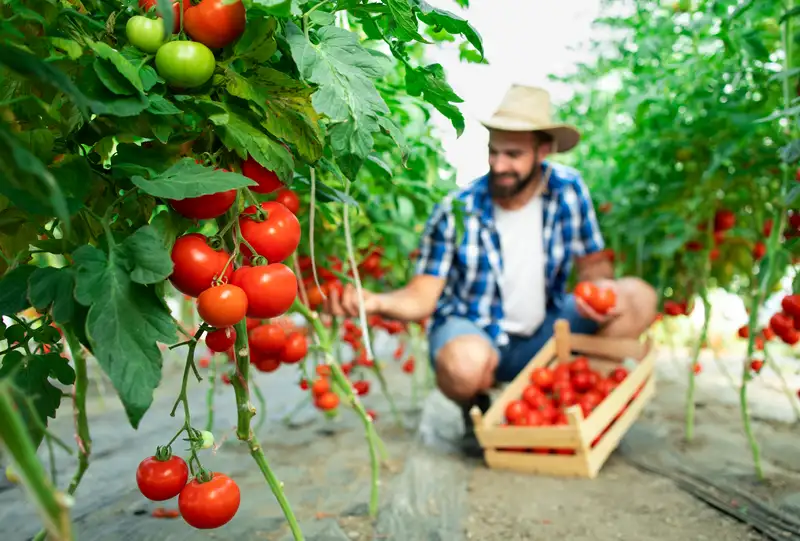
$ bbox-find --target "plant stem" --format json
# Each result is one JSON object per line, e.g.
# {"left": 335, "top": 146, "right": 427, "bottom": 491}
{"left": 0, "top": 385, "right": 72, "bottom": 541}
{"left": 366, "top": 328, "right": 402, "bottom": 426}
{"left": 252, "top": 373, "right": 267, "bottom": 434}
{"left": 293, "top": 299, "right": 382, "bottom": 516}
{"left": 205, "top": 356, "right": 217, "bottom": 433}
{"left": 685, "top": 288, "right": 711, "bottom": 442}
{"left": 230, "top": 319, "right": 304, "bottom": 539}
{"left": 65, "top": 328, "right": 91, "bottom": 496}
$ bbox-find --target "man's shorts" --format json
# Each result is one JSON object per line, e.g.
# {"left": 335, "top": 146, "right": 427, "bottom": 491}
{"left": 427, "top": 295, "right": 600, "bottom": 383}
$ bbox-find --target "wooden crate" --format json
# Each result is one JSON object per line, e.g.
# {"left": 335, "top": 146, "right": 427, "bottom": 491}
{"left": 470, "top": 319, "right": 656, "bottom": 478}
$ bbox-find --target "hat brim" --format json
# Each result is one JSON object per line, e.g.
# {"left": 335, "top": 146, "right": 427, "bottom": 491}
{"left": 480, "top": 118, "right": 581, "bottom": 153}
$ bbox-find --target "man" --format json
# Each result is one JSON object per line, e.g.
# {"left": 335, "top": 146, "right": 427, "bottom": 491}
{"left": 326, "top": 85, "right": 657, "bottom": 456}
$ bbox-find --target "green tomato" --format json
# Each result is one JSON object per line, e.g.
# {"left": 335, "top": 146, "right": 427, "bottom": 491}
{"left": 155, "top": 41, "right": 216, "bottom": 89}
{"left": 6, "top": 465, "right": 19, "bottom": 484}
{"left": 126, "top": 16, "right": 166, "bottom": 54}
{"left": 199, "top": 430, "right": 214, "bottom": 449}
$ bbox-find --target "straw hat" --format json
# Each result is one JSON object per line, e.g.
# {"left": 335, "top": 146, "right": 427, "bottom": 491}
{"left": 480, "top": 85, "right": 581, "bottom": 153}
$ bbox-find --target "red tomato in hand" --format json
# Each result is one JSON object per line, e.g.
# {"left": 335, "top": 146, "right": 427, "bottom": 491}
{"left": 275, "top": 188, "right": 300, "bottom": 214}
{"left": 574, "top": 282, "right": 598, "bottom": 306}
{"left": 529, "top": 367, "right": 554, "bottom": 391}
{"left": 206, "top": 327, "right": 236, "bottom": 352}
{"left": 170, "top": 234, "right": 233, "bottom": 298}
{"left": 139, "top": 0, "right": 190, "bottom": 33}
{"left": 178, "top": 472, "right": 240, "bottom": 529}
{"left": 241, "top": 157, "right": 283, "bottom": 194}
{"left": 281, "top": 332, "right": 308, "bottom": 364}
{"left": 248, "top": 324, "right": 286, "bottom": 354}
{"left": 169, "top": 189, "right": 236, "bottom": 220}
{"left": 136, "top": 455, "right": 189, "bottom": 501}
{"left": 591, "top": 287, "right": 617, "bottom": 314}
{"left": 504, "top": 400, "right": 529, "bottom": 424}
{"left": 239, "top": 201, "right": 301, "bottom": 263}
{"left": 230, "top": 264, "right": 297, "bottom": 318}
{"left": 184, "top": 0, "right": 245, "bottom": 49}
{"left": 197, "top": 284, "right": 248, "bottom": 328}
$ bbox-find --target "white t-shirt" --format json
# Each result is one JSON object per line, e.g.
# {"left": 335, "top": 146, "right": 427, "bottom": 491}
{"left": 493, "top": 196, "right": 546, "bottom": 336}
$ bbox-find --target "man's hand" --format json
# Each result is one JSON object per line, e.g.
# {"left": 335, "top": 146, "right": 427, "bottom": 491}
{"left": 575, "top": 279, "right": 621, "bottom": 325}
{"left": 324, "top": 283, "right": 382, "bottom": 318}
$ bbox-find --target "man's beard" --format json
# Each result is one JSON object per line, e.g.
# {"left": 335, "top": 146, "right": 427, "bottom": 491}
{"left": 489, "top": 163, "right": 539, "bottom": 200}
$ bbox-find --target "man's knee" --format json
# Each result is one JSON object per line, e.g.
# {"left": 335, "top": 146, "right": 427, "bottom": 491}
{"left": 617, "top": 276, "right": 658, "bottom": 326}
{"left": 435, "top": 335, "right": 497, "bottom": 402}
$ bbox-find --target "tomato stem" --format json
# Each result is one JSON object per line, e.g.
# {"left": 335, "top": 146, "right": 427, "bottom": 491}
{"left": 307, "top": 167, "right": 328, "bottom": 303}
{"left": 65, "top": 328, "right": 91, "bottom": 496}
{"left": 292, "top": 299, "right": 383, "bottom": 517}
{"left": 366, "top": 326, "right": 402, "bottom": 427}
{"left": 685, "top": 289, "right": 710, "bottom": 442}
{"left": 205, "top": 356, "right": 217, "bottom": 433}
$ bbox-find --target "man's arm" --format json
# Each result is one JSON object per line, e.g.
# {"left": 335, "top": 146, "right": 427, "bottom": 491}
{"left": 570, "top": 174, "right": 610, "bottom": 282}
{"left": 328, "top": 200, "right": 455, "bottom": 321}
{"left": 576, "top": 251, "right": 614, "bottom": 282}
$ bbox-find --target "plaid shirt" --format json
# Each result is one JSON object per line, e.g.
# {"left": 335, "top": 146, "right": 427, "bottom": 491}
{"left": 415, "top": 161, "right": 605, "bottom": 347}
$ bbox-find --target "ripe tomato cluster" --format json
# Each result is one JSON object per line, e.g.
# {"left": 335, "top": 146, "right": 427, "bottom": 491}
{"left": 768, "top": 294, "right": 800, "bottom": 346}
{"left": 136, "top": 454, "right": 240, "bottom": 529}
{"left": 663, "top": 299, "right": 693, "bottom": 317}
{"left": 500, "top": 357, "right": 639, "bottom": 454}
{"left": 574, "top": 281, "right": 616, "bottom": 315}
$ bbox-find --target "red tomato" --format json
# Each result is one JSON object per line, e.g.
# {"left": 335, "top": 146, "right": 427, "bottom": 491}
{"left": 590, "top": 287, "right": 616, "bottom": 315}
{"left": 737, "top": 325, "right": 749, "bottom": 339}
{"left": 571, "top": 371, "right": 593, "bottom": 393}
{"left": 169, "top": 189, "right": 236, "bottom": 220}
{"left": 762, "top": 327, "right": 776, "bottom": 341}
{"left": 311, "top": 378, "right": 330, "bottom": 397}
{"left": 529, "top": 367, "right": 554, "bottom": 391}
{"left": 198, "top": 358, "right": 210, "bottom": 369}
{"left": 316, "top": 364, "right": 332, "bottom": 377}
{"left": 230, "top": 264, "right": 297, "bottom": 319}
{"left": 253, "top": 355, "right": 281, "bottom": 373}
{"left": 553, "top": 363, "right": 571, "bottom": 381}
{"left": 353, "top": 380, "right": 370, "bottom": 396}
{"left": 275, "top": 188, "right": 300, "bottom": 214}
{"left": 763, "top": 219, "right": 773, "bottom": 237}
{"left": 609, "top": 367, "right": 628, "bottom": 383}
{"left": 664, "top": 300, "right": 683, "bottom": 316}
{"left": 750, "top": 359, "right": 764, "bottom": 373}
{"left": 206, "top": 327, "right": 236, "bottom": 352}
{"left": 752, "top": 242, "right": 766, "bottom": 260}
{"left": 239, "top": 201, "right": 301, "bottom": 263}
{"left": 315, "top": 391, "right": 340, "bottom": 410}
{"left": 281, "top": 332, "right": 308, "bottom": 364}
{"left": 554, "top": 388, "right": 578, "bottom": 407}
{"left": 246, "top": 317, "right": 261, "bottom": 331}
{"left": 136, "top": 455, "right": 189, "bottom": 501}
{"left": 714, "top": 209, "right": 736, "bottom": 231}
{"left": 178, "top": 472, "right": 240, "bottom": 529}
{"left": 539, "top": 401, "right": 558, "bottom": 424}
{"left": 184, "top": 0, "right": 245, "bottom": 49}
{"left": 782, "top": 295, "right": 800, "bottom": 319}
{"left": 221, "top": 373, "right": 232, "bottom": 384}
{"left": 402, "top": 358, "right": 415, "bottom": 373}
{"left": 520, "top": 409, "right": 545, "bottom": 427}
{"left": 139, "top": 0, "right": 190, "bottom": 33}
{"left": 197, "top": 284, "right": 248, "bottom": 328}
{"left": 569, "top": 356, "right": 590, "bottom": 373}
{"left": 169, "top": 234, "right": 233, "bottom": 298}
{"left": 248, "top": 324, "right": 286, "bottom": 354}
{"left": 241, "top": 157, "right": 283, "bottom": 194}
{"left": 521, "top": 386, "right": 548, "bottom": 410}
{"left": 578, "top": 392, "right": 602, "bottom": 417}
{"left": 574, "top": 282, "right": 598, "bottom": 306}
{"left": 504, "top": 400, "right": 529, "bottom": 424}
{"left": 299, "top": 379, "right": 309, "bottom": 390}
{"left": 782, "top": 328, "right": 800, "bottom": 346}
{"left": 771, "top": 312, "right": 794, "bottom": 336}
{"left": 361, "top": 252, "right": 382, "bottom": 274}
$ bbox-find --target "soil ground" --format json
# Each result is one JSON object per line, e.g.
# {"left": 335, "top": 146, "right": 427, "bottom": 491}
{"left": 2, "top": 336, "right": 800, "bottom": 541}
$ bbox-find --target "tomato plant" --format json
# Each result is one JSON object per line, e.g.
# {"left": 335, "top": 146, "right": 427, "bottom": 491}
{"left": 0, "top": 0, "right": 483, "bottom": 536}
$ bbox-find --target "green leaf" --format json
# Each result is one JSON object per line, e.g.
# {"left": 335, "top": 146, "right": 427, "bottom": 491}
{"left": 211, "top": 105, "right": 295, "bottom": 182}
{"left": 110, "top": 142, "right": 176, "bottom": 180}
{"left": 0, "top": 124, "right": 71, "bottom": 226}
{"left": 414, "top": 0, "right": 484, "bottom": 57}
{"left": 87, "top": 41, "right": 145, "bottom": 93}
{"left": 16, "top": 129, "right": 55, "bottom": 162}
{"left": 250, "top": 0, "right": 294, "bottom": 17}
{"left": 72, "top": 236, "right": 178, "bottom": 428}
{"left": 0, "top": 265, "right": 36, "bottom": 316}
{"left": 27, "top": 267, "right": 77, "bottom": 324}
{"left": 405, "top": 64, "right": 465, "bottom": 136}
{"left": 234, "top": 16, "right": 278, "bottom": 64}
{"left": 49, "top": 37, "right": 83, "bottom": 60}
{"left": 132, "top": 158, "right": 257, "bottom": 199}
{"left": 122, "top": 226, "right": 174, "bottom": 284}
{"left": 377, "top": 116, "right": 408, "bottom": 163}
{"left": 0, "top": 43, "right": 90, "bottom": 117}
{"left": 93, "top": 58, "right": 138, "bottom": 96}
{"left": 153, "top": 0, "right": 175, "bottom": 42}
{"left": 77, "top": 69, "right": 150, "bottom": 117}
{"left": 286, "top": 22, "right": 390, "bottom": 160}
{"left": 0, "top": 353, "right": 75, "bottom": 446}
{"left": 146, "top": 94, "right": 182, "bottom": 115}
{"left": 149, "top": 208, "right": 192, "bottom": 249}
{"left": 786, "top": 184, "right": 800, "bottom": 206}
{"left": 385, "top": 0, "right": 426, "bottom": 42}
{"left": 226, "top": 68, "right": 323, "bottom": 162}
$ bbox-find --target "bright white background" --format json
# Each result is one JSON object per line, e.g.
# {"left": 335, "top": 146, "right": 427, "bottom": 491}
{"left": 422, "top": 0, "right": 603, "bottom": 185}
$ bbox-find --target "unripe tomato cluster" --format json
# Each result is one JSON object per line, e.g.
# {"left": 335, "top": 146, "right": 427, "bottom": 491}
{"left": 500, "top": 357, "right": 638, "bottom": 454}
{"left": 128, "top": 0, "right": 246, "bottom": 89}
{"left": 136, "top": 454, "right": 241, "bottom": 529}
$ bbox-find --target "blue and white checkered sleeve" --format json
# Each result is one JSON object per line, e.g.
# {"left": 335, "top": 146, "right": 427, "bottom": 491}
{"left": 415, "top": 201, "right": 456, "bottom": 278}
{"left": 571, "top": 174, "right": 605, "bottom": 257}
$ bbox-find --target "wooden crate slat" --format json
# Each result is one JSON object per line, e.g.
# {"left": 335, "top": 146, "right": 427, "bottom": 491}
{"left": 475, "top": 424, "right": 580, "bottom": 449}
{"left": 569, "top": 333, "right": 652, "bottom": 361}
{"left": 586, "top": 375, "right": 656, "bottom": 476}
{"left": 484, "top": 449, "right": 592, "bottom": 477}
{"left": 581, "top": 353, "right": 655, "bottom": 441}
